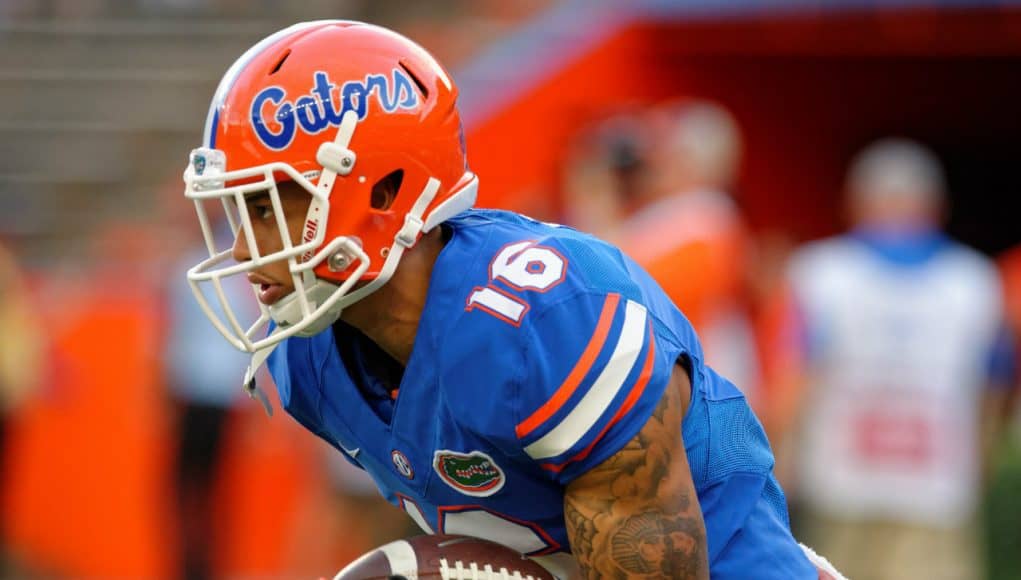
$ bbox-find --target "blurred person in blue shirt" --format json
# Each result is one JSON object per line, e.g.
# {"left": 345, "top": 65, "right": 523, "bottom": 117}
{"left": 165, "top": 232, "right": 250, "bottom": 580}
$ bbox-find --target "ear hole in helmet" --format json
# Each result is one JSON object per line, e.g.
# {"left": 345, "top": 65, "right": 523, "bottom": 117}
{"left": 399, "top": 61, "right": 429, "bottom": 99}
{"left": 269, "top": 49, "right": 291, "bottom": 75}
{"left": 370, "top": 169, "right": 404, "bottom": 211}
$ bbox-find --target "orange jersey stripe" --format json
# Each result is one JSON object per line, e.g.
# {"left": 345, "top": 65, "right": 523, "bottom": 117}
{"left": 540, "top": 325, "right": 657, "bottom": 473}
{"left": 515, "top": 292, "right": 621, "bottom": 439}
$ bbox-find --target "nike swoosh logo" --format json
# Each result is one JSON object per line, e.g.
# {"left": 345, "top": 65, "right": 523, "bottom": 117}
{"left": 339, "top": 442, "right": 360, "bottom": 458}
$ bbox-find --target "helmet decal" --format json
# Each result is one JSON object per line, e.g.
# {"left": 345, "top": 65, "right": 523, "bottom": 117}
{"left": 251, "top": 68, "right": 420, "bottom": 151}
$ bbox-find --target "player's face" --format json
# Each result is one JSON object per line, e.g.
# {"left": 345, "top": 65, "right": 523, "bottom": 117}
{"left": 230, "top": 180, "right": 311, "bottom": 305}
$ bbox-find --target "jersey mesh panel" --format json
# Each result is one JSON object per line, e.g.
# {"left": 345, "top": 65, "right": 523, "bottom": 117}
{"left": 705, "top": 397, "right": 791, "bottom": 525}
{"left": 760, "top": 476, "right": 792, "bottom": 528}
{"left": 706, "top": 398, "right": 775, "bottom": 482}
{"left": 557, "top": 238, "right": 640, "bottom": 297}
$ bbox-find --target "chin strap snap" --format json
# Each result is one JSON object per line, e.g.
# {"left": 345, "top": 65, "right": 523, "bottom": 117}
{"left": 242, "top": 344, "right": 277, "bottom": 416}
{"left": 396, "top": 214, "right": 424, "bottom": 248}
{"left": 394, "top": 178, "right": 441, "bottom": 248}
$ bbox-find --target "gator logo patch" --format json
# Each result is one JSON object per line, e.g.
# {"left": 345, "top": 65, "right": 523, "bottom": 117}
{"left": 433, "top": 450, "right": 505, "bottom": 497}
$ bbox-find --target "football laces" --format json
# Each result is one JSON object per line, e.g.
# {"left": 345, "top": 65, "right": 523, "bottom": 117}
{"left": 438, "top": 558, "right": 540, "bottom": 580}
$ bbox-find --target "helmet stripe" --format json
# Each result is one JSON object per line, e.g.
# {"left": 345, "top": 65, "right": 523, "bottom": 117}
{"left": 202, "top": 19, "right": 345, "bottom": 148}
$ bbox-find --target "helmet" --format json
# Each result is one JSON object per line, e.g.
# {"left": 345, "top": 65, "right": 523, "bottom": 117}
{"left": 183, "top": 21, "right": 478, "bottom": 355}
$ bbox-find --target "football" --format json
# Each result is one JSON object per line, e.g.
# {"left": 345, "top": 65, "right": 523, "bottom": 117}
{"left": 333, "top": 534, "right": 555, "bottom": 580}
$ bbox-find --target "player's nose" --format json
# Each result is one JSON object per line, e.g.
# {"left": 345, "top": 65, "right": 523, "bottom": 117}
{"left": 231, "top": 230, "right": 252, "bottom": 262}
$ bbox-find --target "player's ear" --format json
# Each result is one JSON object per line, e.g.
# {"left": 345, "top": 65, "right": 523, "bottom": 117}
{"left": 371, "top": 169, "right": 404, "bottom": 211}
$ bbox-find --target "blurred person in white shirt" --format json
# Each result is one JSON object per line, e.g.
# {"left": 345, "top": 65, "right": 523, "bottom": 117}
{"left": 0, "top": 241, "right": 42, "bottom": 575}
{"left": 774, "top": 138, "right": 1014, "bottom": 580}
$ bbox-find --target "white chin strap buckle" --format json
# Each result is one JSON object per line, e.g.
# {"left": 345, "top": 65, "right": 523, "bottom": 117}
{"left": 396, "top": 214, "right": 424, "bottom": 248}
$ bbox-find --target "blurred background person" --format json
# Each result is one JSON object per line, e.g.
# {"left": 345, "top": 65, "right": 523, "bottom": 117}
{"left": 987, "top": 244, "right": 1021, "bottom": 580}
{"left": 772, "top": 138, "right": 1013, "bottom": 580}
{"left": 164, "top": 224, "right": 248, "bottom": 580}
{"left": 0, "top": 242, "right": 41, "bottom": 471}
{"left": 994, "top": 246, "right": 1021, "bottom": 435}
{"left": 2, "top": 222, "right": 175, "bottom": 579}
{"left": 560, "top": 111, "right": 649, "bottom": 240}
{"left": 0, "top": 241, "right": 42, "bottom": 576}
{"left": 614, "top": 100, "right": 762, "bottom": 400}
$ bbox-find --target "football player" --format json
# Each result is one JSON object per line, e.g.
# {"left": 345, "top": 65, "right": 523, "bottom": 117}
{"left": 182, "top": 20, "right": 831, "bottom": 579}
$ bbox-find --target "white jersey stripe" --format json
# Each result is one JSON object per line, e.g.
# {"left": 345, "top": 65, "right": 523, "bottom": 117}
{"left": 379, "top": 539, "right": 419, "bottom": 577}
{"left": 524, "top": 299, "right": 648, "bottom": 460}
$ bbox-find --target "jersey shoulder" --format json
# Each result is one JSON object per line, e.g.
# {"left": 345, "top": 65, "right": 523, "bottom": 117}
{"left": 438, "top": 209, "right": 691, "bottom": 363}
{"left": 434, "top": 210, "right": 692, "bottom": 483}
{"left": 444, "top": 208, "right": 669, "bottom": 309}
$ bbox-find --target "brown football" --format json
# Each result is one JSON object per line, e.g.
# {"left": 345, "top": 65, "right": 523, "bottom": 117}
{"left": 333, "top": 534, "right": 556, "bottom": 580}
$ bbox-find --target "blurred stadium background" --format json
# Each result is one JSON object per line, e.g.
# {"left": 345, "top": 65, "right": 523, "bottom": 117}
{"left": 1, "top": 0, "right": 1020, "bottom": 578}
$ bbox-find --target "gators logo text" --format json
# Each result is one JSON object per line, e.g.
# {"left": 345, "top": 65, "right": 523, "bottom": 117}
{"left": 251, "top": 68, "right": 419, "bottom": 150}
{"left": 433, "top": 450, "right": 505, "bottom": 497}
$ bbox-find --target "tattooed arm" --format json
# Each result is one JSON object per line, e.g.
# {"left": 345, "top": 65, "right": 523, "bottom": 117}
{"left": 563, "top": 363, "right": 708, "bottom": 579}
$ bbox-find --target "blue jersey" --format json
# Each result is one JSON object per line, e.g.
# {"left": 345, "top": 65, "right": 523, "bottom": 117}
{"left": 268, "top": 209, "right": 815, "bottom": 578}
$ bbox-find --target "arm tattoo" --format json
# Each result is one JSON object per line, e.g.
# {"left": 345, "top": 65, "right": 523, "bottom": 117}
{"left": 564, "top": 367, "right": 708, "bottom": 579}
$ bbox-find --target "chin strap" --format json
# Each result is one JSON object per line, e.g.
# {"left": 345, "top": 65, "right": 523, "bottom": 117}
{"left": 243, "top": 344, "right": 276, "bottom": 416}
{"left": 240, "top": 275, "right": 343, "bottom": 418}
{"left": 239, "top": 112, "right": 359, "bottom": 417}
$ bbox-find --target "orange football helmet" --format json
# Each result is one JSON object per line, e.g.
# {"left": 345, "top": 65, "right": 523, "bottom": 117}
{"left": 183, "top": 20, "right": 478, "bottom": 357}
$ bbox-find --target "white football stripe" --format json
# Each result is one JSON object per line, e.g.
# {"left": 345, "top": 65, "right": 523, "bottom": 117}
{"left": 380, "top": 539, "right": 419, "bottom": 578}
{"left": 524, "top": 299, "right": 648, "bottom": 460}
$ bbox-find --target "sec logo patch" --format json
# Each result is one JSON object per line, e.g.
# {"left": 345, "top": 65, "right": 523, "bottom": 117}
{"left": 391, "top": 449, "right": 414, "bottom": 479}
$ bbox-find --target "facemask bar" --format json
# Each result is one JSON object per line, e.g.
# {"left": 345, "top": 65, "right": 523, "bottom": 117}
{"left": 183, "top": 110, "right": 370, "bottom": 354}
{"left": 187, "top": 250, "right": 269, "bottom": 352}
{"left": 184, "top": 162, "right": 331, "bottom": 351}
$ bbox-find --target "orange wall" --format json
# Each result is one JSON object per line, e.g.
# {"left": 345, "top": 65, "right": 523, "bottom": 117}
{"left": 465, "top": 8, "right": 1021, "bottom": 243}
{"left": 465, "top": 26, "right": 672, "bottom": 219}
{"left": 3, "top": 282, "right": 174, "bottom": 578}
